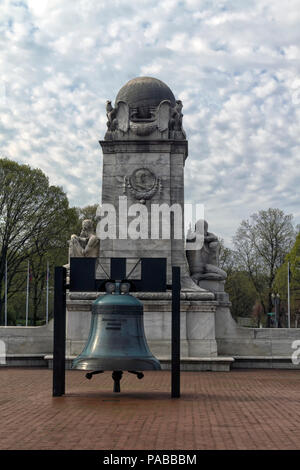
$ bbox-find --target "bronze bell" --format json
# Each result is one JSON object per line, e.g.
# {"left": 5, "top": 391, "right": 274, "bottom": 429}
{"left": 72, "top": 282, "right": 161, "bottom": 391}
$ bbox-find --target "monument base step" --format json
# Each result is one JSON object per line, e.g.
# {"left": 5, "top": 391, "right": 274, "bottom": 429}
{"left": 0, "top": 354, "right": 48, "bottom": 367}
{"left": 232, "top": 356, "right": 300, "bottom": 369}
{"left": 44, "top": 355, "right": 234, "bottom": 372}
{"left": 2, "top": 355, "right": 298, "bottom": 370}
{"left": 159, "top": 357, "right": 234, "bottom": 371}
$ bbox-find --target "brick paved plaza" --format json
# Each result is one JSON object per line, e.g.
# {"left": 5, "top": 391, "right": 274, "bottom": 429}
{"left": 0, "top": 368, "right": 300, "bottom": 450}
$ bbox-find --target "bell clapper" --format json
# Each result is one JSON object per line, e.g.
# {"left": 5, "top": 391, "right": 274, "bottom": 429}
{"left": 85, "top": 370, "right": 144, "bottom": 393}
{"left": 85, "top": 370, "right": 104, "bottom": 380}
{"left": 112, "top": 370, "right": 123, "bottom": 393}
{"left": 128, "top": 371, "right": 144, "bottom": 380}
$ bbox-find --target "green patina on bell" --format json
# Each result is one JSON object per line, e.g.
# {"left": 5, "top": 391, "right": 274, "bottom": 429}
{"left": 72, "top": 282, "right": 161, "bottom": 372}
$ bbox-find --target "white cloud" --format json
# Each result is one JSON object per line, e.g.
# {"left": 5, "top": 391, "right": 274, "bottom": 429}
{"left": 0, "top": 0, "right": 300, "bottom": 246}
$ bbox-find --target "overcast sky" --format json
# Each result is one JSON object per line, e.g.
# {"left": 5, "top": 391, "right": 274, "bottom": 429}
{"left": 1, "top": 0, "right": 300, "bottom": 245}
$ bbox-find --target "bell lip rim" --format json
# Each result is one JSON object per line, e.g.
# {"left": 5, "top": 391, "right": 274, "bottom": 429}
{"left": 72, "top": 357, "right": 161, "bottom": 371}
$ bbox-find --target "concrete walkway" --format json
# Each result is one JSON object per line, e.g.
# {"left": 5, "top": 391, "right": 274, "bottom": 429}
{"left": 0, "top": 368, "right": 300, "bottom": 450}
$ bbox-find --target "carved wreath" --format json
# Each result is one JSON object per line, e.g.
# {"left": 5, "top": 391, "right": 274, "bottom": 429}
{"left": 123, "top": 168, "right": 162, "bottom": 204}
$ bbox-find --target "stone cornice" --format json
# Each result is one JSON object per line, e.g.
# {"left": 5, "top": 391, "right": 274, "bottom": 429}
{"left": 68, "top": 291, "right": 215, "bottom": 301}
{"left": 99, "top": 140, "right": 188, "bottom": 159}
{"left": 66, "top": 298, "right": 218, "bottom": 313}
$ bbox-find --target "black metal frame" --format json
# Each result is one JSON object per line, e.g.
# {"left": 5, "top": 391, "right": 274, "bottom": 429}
{"left": 171, "top": 266, "right": 180, "bottom": 398}
{"left": 53, "top": 267, "right": 66, "bottom": 397}
{"left": 52, "top": 259, "right": 181, "bottom": 398}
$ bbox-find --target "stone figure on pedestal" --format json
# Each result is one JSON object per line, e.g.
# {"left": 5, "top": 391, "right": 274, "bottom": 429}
{"left": 69, "top": 219, "right": 100, "bottom": 259}
{"left": 186, "top": 219, "right": 227, "bottom": 284}
{"left": 106, "top": 100, "right": 117, "bottom": 131}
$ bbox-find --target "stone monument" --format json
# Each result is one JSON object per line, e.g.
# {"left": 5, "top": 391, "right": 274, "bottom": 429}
{"left": 98, "top": 76, "right": 208, "bottom": 292}
{"left": 66, "top": 77, "right": 233, "bottom": 370}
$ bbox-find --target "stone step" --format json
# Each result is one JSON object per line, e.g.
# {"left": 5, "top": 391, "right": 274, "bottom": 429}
{"left": 44, "top": 355, "right": 234, "bottom": 372}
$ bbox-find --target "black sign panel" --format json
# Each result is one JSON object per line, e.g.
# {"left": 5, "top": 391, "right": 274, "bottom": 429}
{"left": 70, "top": 257, "right": 167, "bottom": 292}
{"left": 70, "top": 258, "right": 97, "bottom": 292}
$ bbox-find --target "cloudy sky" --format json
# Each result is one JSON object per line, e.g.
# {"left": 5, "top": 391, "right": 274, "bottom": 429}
{"left": 1, "top": 0, "right": 300, "bottom": 245}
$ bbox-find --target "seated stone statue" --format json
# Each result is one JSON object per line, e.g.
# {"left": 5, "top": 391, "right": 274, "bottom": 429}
{"left": 69, "top": 219, "right": 99, "bottom": 258}
{"left": 186, "top": 219, "right": 226, "bottom": 283}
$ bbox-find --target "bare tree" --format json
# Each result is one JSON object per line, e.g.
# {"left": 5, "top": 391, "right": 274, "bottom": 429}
{"left": 233, "top": 208, "right": 295, "bottom": 314}
{"left": 218, "top": 239, "right": 237, "bottom": 277}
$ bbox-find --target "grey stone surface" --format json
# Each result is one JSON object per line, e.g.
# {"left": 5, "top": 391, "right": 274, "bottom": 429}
{"left": 100, "top": 137, "right": 206, "bottom": 292}
{"left": 0, "top": 323, "right": 53, "bottom": 354}
{"left": 0, "top": 354, "right": 47, "bottom": 367}
{"left": 44, "top": 355, "right": 233, "bottom": 371}
{"left": 104, "top": 77, "right": 185, "bottom": 141}
{"left": 231, "top": 356, "right": 300, "bottom": 370}
{"left": 68, "top": 219, "right": 99, "bottom": 259}
{"left": 198, "top": 280, "right": 225, "bottom": 292}
{"left": 68, "top": 291, "right": 215, "bottom": 301}
{"left": 186, "top": 219, "right": 227, "bottom": 286}
{"left": 115, "top": 77, "right": 176, "bottom": 109}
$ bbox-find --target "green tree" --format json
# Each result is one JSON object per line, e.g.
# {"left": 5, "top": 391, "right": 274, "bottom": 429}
{"left": 233, "top": 208, "right": 295, "bottom": 315}
{"left": 218, "top": 240, "right": 259, "bottom": 323}
{"left": 225, "top": 271, "right": 258, "bottom": 321}
{"left": 0, "top": 158, "right": 78, "bottom": 324}
{"left": 273, "top": 232, "right": 300, "bottom": 325}
{"left": 219, "top": 239, "right": 237, "bottom": 277}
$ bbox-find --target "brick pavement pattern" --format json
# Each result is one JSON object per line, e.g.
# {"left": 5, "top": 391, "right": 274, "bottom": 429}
{"left": 0, "top": 368, "right": 300, "bottom": 450}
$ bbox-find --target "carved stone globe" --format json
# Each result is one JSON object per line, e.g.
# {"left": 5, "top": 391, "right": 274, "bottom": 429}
{"left": 115, "top": 76, "right": 176, "bottom": 119}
